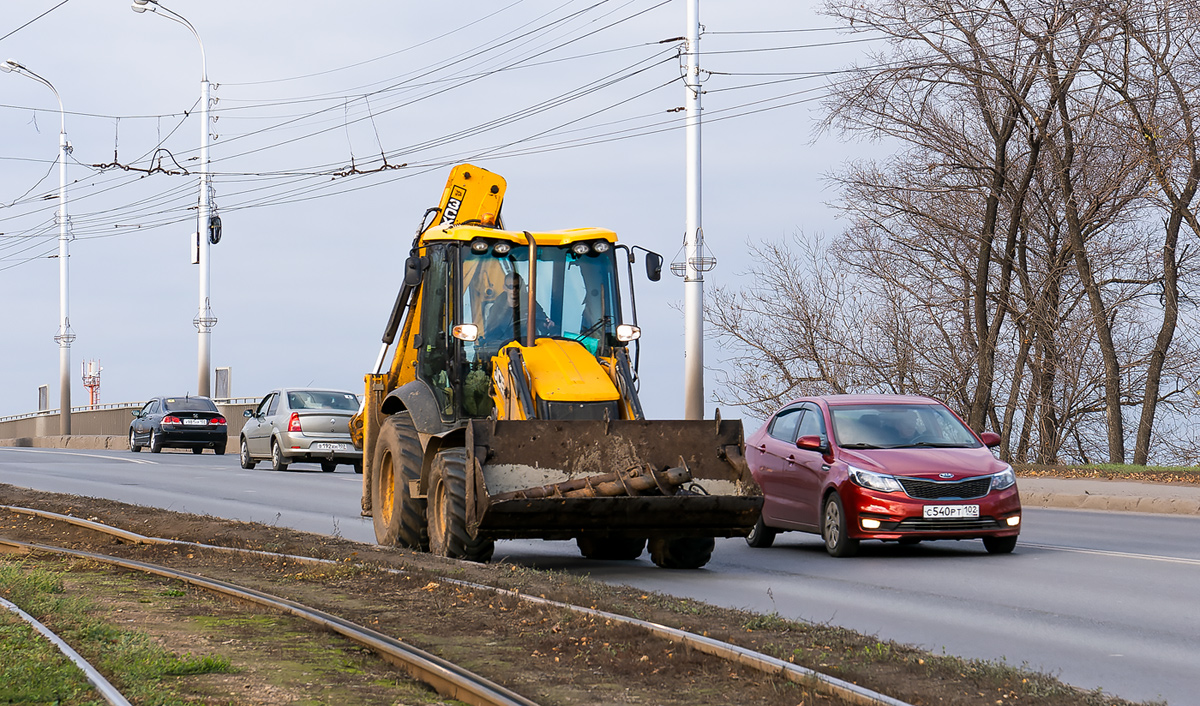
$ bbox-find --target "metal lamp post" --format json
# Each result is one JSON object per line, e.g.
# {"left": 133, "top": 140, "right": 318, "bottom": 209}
{"left": 2, "top": 59, "right": 74, "bottom": 434}
{"left": 131, "top": 0, "right": 216, "bottom": 397}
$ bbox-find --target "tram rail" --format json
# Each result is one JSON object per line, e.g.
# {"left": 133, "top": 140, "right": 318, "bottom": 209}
{"left": 1, "top": 503, "right": 913, "bottom": 706}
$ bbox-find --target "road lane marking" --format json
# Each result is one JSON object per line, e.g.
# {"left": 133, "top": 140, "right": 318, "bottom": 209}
{"left": 1022, "top": 542, "right": 1200, "bottom": 566}
{"left": 0, "top": 447, "right": 157, "bottom": 465}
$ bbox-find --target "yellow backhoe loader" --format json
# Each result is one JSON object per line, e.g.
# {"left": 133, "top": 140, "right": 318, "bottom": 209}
{"left": 351, "top": 164, "right": 761, "bottom": 569}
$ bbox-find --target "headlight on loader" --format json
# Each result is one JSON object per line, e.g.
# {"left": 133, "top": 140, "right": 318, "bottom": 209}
{"left": 616, "top": 324, "right": 641, "bottom": 342}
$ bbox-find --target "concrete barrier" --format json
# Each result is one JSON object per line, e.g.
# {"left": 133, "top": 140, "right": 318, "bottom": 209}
{"left": 0, "top": 402, "right": 256, "bottom": 449}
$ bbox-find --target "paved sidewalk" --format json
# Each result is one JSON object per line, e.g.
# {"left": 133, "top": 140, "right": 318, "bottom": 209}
{"left": 1018, "top": 476, "right": 1200, "bottom": 515}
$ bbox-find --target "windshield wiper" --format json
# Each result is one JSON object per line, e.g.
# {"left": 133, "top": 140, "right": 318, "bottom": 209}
{"left": 840, "top": 442, "right": 882, "bottom": 449}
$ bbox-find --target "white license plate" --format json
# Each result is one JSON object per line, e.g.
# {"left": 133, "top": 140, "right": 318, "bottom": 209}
{"left": 312, "top": 442, "right": 348, "bottom": 451}
{"left": 923, "top": 504, "right": 979, "bottom": 519}
{"left": 182, "top": 418, "right": 207, "bottom": 426}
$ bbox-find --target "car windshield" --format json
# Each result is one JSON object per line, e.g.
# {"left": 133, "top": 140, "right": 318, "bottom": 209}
{"left": 287, "top": 391, "right": 359, "bottom": 411}
{"left": 829, "top": 404, "right": 980, "bottom": 449}
{"left": 163, "top": 397, "right": 218, "bottom": 412}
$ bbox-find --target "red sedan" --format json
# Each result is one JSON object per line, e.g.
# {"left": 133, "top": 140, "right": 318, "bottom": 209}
{"left": 745, "top": 394, "right": 1021, "bottom": 557}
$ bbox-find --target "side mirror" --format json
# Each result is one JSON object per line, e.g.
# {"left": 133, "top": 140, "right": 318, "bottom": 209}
{"left": 243, "top": 409, "right": 253, "bottom": 418}
{"left": 979, "top": 431, "right": 1001, "bottom": 447}
{"left": 796, "top": 435, "right": 825, "bottom": 452}
{"left": 403, "top": 255, "right": 429, "bottom": 287}
{"left": 644, "top": 251, "right": 663, "bottom": 282}
{"left": 131, "top": 410, "right": 141, "bottom": 418}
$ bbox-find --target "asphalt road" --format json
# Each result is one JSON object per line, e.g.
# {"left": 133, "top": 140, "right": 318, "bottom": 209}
{"left": 2, "top": 447, "right": 1197, "bottom": 705}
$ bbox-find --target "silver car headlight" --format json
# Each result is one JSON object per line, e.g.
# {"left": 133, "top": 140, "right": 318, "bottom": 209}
{"left": 991, "top": 464, "right": 1016, "bottom": 490}
{"left": 848, "top": 465, "right": 903, "bottom": 493}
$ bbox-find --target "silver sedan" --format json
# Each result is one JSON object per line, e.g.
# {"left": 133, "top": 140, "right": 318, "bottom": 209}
{"left": 239, "top": 388, "right": 362, "bottom": 473}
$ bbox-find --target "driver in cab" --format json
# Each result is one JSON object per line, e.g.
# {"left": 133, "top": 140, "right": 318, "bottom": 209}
{"left": 480, "top": 272, "right": 555, "bottom": 349}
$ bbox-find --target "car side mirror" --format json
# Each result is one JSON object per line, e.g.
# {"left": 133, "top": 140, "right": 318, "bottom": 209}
{"left": 979, "top": 431, "right": 1001, "bottom": 447}
{"left": 131, "top": 410, "right": 141, "bottom": 418}
{"left": 243, "top": 409, "right": 253, "bottom": 418}
{"left": 796, "top": 435, "right": 825, "bottom": 452}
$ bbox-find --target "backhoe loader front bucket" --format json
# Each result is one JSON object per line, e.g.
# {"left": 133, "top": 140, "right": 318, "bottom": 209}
{"left": 464, "top": 418, "right": 763, "bottom": 541}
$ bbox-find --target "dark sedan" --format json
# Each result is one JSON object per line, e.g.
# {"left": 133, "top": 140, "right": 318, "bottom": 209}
{"left": 129, "top": 396, "right": 228, "bottom": 454}
{"left": 745, "top": 394, "right": 1020, "bottom": 557}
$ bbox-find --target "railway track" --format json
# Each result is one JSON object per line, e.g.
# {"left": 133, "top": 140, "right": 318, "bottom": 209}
{"left": 1, "top": 504, "right": 913, "bottom": 706}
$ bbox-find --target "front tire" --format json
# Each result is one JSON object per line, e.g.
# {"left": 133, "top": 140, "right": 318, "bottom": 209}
{"left": 648, "top": 536, "right": 714, "bottom": 569}
{"left": 822, "top": 492, "right": 859, "bottom": 557}
{"left": 427, "top": 448, "right": 494, "bottom": 562}
{"left": 577, "top": 536, "right": 646, "bottom": 560}
{"left": 271, "top": 440, "right": 289, "bottom": 472}
{"left": 371, "top": 412, "right": 428, "bottom": 550}
{"left": 129, "top": 430, "right": 141, "bottom": 453}
{"left": 983, "top": 535, "right": 1018, "bottom": 554}
{"left": 745, "top": 515, "right": 777, "bottom": 548}
{"left": 239, "top": 438, "right": 256, "bottom": 469}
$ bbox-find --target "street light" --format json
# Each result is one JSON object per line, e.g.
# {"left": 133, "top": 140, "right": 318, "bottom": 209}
{"left": 131, "top": 0, "right": 217, "bottom": 398}
{"left": 1, "top": 59, "right": 74, "bottom": 435}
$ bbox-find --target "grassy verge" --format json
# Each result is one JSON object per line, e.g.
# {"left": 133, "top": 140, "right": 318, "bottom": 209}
{"left": 0, "top": 561, "right": 233, "bottom": 706}
{"left": 1016, "top": 462, "right": 1200, "bottom": 483}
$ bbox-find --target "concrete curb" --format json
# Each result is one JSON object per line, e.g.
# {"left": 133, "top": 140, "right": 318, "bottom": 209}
{"left": 1019, "top": 490, "right": 1200, "bottom": 516}
{"left": 1, "top": 436, "right": 126, "bottom": 451}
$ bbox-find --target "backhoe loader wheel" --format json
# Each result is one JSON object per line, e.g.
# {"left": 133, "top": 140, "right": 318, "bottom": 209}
{"left": 372, "top": 412, "right": 429, "bottom": 551}
{"left": 648, "top": 536, "right": 715, "bottom": 570}
{"left": 427, "top": 447, "right": 494, "bottom": 563}
{"left": 576, "top": 537, "right": 646, "bottom": 561}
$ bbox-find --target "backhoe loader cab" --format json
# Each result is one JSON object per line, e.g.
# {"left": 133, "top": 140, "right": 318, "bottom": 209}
{"left": 355, "top": 164, "right": 761, "bottom": 569}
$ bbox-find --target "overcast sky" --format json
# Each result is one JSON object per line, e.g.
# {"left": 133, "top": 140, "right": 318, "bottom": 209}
{"left": 0, "top": 0, "right": 876, "bottom": 425}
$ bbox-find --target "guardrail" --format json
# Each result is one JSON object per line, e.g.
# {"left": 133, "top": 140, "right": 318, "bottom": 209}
{"left": 0, "top": 399, "right": 260, "bottom": 442}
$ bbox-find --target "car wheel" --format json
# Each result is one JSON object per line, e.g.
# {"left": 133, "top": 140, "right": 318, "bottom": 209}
{"left": 745, "top": 515, "right": 777, "bottom": 548}
{"left": 427, "top": 447, "right": 494, "bottom": 562}
{"left": 576, "top": 536, "right": 646, "bottom": 560}
{"left": 149, "top": 430, "right": 163, "bottom": 454}
{"left": 822, "top": 493, "right": 859, "bottom": 558}
{"left": 271, "top": 440, "right": 289, "bottom": 472}
{"left": 214, "top": 442, "right": 227, "bottom": 456}
{"left": 352, "top": 462, "right": 363, "bottom": 475}
{"left": 372, "top": 412, "right": 428, "bottom": 550}
{"left": 192, "top": 447, "right": 204, "bottom": 455}
{"left": 239, "top": 438, "right": 257, "bottom": 469}
{"left": 983, "top": 535, "right": 1018, "bottom": 555}
{"left": 129, "top": 429, "right": 141, "bottom": 453}
{"left": 320, "top": 460, "right": 337, "bottom": 473}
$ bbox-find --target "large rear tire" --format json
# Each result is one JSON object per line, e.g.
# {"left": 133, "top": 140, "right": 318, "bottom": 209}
{"left": 427, "top": 448, "right": 494, "bottom": 562}
{"left": 372, "top": 412, "right": 429, "bottom": 550}
{"left": 648, "top": 536, "right": 714, "bottom": 569}
{"left": 577, "top": 537, "right": 646, "bottom": 560}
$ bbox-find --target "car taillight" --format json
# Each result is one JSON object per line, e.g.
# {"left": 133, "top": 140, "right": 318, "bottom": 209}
{"left": 288, "top": 412, "right": 302, "bottom": 432}
{"left": 211, "top": 416, "right": 226, "bottom": 425}
{"left": 162, "top": 415, "right": 182, "bottom": 425}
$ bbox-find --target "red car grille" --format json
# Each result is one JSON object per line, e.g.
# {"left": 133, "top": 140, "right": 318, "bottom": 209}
{"left": 897, "top": 477, "right": 992, "bottom": 500}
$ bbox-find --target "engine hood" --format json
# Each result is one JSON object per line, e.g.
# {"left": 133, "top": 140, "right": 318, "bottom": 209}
{"left": 838, "top": 445, "right": 1008, "bottom": 480}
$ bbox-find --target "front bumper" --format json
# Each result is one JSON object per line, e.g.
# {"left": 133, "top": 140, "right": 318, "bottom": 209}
{"left": 843, "top": 484, "right": 1022, "bottom": 540}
